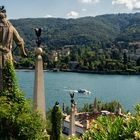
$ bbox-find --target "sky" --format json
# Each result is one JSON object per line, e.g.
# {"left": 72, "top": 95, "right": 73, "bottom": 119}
{"left": 1, "top": 0, "right": 140, "bottom": 19}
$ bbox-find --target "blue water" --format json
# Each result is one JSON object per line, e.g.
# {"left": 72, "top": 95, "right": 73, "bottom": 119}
{"left": 16, "top": 70, "right": 140, "bottom": 112}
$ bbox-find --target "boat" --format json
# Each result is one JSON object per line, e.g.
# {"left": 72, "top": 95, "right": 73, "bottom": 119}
{"left": 77, "top": 89, "right": 91, "bottom": 95}
{"left": 65, "top": 89, "right": 91, "bottom": 95}
{"left": 52, "top": 68, "right": 59, "bottom": 72}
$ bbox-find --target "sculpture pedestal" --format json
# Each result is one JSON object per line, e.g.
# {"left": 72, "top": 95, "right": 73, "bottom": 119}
{"left": 70, "top": 104, "right": 76, "bottom": 136}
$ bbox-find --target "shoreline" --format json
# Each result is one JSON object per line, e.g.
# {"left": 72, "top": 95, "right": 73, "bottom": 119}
{"left": 61, "top": 69, "right": 140, "bottom": 75}
{"left": 16, "top": 68, "right": 140, "bottom": 75}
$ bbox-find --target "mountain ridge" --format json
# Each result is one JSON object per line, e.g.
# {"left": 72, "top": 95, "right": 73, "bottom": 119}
{"left": 10, "top": 12, "right": 140, "bottom": 48}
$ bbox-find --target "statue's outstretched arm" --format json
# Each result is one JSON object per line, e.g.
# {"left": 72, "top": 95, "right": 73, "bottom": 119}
{"left": 12, "top": 26, "right": 27, "bottom": 57}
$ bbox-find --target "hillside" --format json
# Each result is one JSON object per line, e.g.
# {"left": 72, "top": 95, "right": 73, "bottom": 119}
{"left": 10, "top": 13, "right": 140, "bottom": 49}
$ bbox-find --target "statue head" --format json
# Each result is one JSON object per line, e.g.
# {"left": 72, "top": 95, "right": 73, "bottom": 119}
{"left": 0, "top": 6, "right": 6, "bottom": 19}
{"left": 0, "top": 6, "right": 6, "bottom": 13}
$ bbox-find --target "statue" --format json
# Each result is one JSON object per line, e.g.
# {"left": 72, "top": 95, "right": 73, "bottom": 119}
{"left": 70, "top": 92, "right": 75, "bottom": 106}
{"left": 0, "top": 6, "right": 27, "bottom": 90}
{"left": 0, "top": 6, "right": 27, "bottom": 64}
{"left": 34, "top": 28, "right": 42, "bottom": 47}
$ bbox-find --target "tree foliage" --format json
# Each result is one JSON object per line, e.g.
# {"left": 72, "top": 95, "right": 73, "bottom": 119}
{"left": 68, "top": 104, "right": 140, "bottom": 140}
{"left": 82, "top": 106, "right": 140, "bottom": 140}
{"left": 78, "top": 99, "right": 124, "bottom": 113}
{"left": 10, "top": 13, "right": 140, "bottom": 48}
{"left": 0, "top": 61, "right": 47, "bottom": 139}
{"left": 51, "top": 102, "right": 63, "bottom": 140}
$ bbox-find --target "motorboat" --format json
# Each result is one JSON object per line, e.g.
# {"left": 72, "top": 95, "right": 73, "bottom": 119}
{"left": 65, "top": 89, "right": 91, "bottom": 95}
{"left": 52, "top": 68, "right": 59, "bottom": 72}
{"left": 77, "top": 89, "right": 91, "bottom": 95}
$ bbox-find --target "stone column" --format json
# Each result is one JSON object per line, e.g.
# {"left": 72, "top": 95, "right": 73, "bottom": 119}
{"left": 70, "top": 103, "right": 76, "bottom": 136}
{"left": 33, "top": 47, "right": 46, "bottom": 119}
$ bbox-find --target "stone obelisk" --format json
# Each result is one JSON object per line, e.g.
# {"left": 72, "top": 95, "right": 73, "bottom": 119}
{"left": 33, "top": 47, "right": 46, "bottom": 119}
{"left": 33, "top": 28, "right": 46, "bottom": 119}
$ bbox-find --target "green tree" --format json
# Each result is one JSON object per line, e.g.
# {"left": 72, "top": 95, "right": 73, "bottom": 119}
{"left": 123, "top": 52, "right": 128, "bottom": 65}
{"left": 51, "top": 102, "right": 63, "bottom": 140}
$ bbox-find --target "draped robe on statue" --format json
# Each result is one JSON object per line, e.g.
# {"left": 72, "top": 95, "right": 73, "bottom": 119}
{"left": 0, "top": 12, "right": 26, "bottom": 91}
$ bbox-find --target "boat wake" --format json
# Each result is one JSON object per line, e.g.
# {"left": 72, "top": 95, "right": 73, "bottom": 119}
{"left": 64, "top": 89, "right": 78, "bottom": 93}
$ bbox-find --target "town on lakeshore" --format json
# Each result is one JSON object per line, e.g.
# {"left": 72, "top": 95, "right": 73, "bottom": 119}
{"left": 0, "top": 2, "right": 140, "bottom": 140}
{"left": 12, "top": 15, "right": 140, "bottom": 75}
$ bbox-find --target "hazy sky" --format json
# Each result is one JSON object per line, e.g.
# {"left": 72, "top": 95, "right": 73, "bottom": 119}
{"left": 1, "top": 0, "right": 140, "bottom": 19}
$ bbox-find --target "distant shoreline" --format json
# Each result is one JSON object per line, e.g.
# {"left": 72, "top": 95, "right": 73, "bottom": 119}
{"left": 16, "top": 68, "right": 140, "bottom": 75}
{"left": 61, "top": 69, "right": 140, "bottom": 75}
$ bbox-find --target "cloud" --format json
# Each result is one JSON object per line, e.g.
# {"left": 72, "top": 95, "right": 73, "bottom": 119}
{"left": 67, "top": 11, "right": 79, "bottom": 18}
{"left": 112, "top": 0, "right": 140, "bottom": 10}
{"left": 79, "top": 0, "right": 100, "bottom": 4}
{"left": 44, "top": 14, "right": 53, "bottom": 18}
{"left": 133, "top": 1, "right": 140, "bottom": 10}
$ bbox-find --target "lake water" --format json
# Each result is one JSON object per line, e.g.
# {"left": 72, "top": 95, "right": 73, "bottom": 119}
{"left": 16, "top": 70, "right": 140, "bottom": 112}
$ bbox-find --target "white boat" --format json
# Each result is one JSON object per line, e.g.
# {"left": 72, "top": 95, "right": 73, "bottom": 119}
{"left": 65, "top": 89, "right": 91, "bottom": 95}
{"left": 77, "top": 89, "right": 91, "bottom": 95}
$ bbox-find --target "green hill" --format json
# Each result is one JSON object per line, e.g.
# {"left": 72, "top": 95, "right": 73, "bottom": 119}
{"left": 10, "top": 13, "right": 140, "bottom": 49}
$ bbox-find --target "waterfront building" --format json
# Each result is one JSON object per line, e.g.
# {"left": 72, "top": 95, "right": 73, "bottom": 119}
{"left": 62, "top": 47, "right": 71, "bottom": 56}
{"left": 50, "top": 50, "right": 58, "bottom": 62}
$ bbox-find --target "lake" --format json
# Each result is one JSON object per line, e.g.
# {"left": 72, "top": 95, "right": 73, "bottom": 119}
{"left": 16, "top": 70, "right": 140, "bottom": 112}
